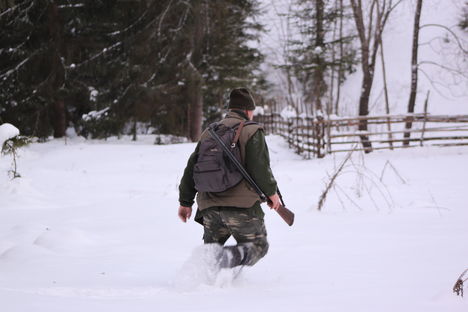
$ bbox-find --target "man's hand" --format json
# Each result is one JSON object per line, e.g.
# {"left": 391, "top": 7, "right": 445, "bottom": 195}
{"left": 267, "top": 193, "right": 281, "bottom": 211}
{"left": 178, "top": 206, "right": 192, "bottom": 223}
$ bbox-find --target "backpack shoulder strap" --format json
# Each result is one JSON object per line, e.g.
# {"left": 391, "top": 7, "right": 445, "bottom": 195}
{"left": 244, "top": 121, "right": 261, "bottom": 128}
{"left": 244, "top": 121, "right": 259, "bottom": 126}
{"left": 231, "top": 121, "right": 245, "bottom": 147}
{"left": 231, "top": 120, "right": 263, "bottom": 147}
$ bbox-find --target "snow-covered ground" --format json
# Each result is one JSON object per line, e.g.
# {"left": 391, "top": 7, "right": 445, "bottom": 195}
{"left": 0, "top": 135, "right": 467, "bottom": 312}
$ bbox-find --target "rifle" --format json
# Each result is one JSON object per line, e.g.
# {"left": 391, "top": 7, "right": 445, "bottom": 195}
{"left": 208, "top": 125, "right": 295, "bottom": 226}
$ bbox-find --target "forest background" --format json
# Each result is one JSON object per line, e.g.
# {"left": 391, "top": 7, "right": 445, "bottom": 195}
{"left": 0, "top": 0, "right": 467, "bottom": 143}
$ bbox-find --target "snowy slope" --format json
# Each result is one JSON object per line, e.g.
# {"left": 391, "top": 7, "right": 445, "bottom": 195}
{"left": 0, "top": 136, "right": 467, "bottom": 311}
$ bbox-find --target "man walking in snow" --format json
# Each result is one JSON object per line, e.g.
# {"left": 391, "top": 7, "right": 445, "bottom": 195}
{"left": 178, "top": 87, "right": 280, "bottom": 269}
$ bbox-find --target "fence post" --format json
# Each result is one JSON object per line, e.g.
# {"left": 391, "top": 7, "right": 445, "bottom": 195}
{"left": 296, "top": 117, "right": 300, "bottom": 154}
{"left": 270, "top": 113, "right": 273, "bottom": 134}
{"left": 316, "top": 116, "right": 325, "bottom": 158}
{"left": 326, "top": 117, "right": 332, "bottom": 154}
{"left": 311, "top": 117, "right": 317, "bottom": 157}
{"left": 420, "top": 90, "right": 430, "bottom": 146}
{"left": 306, "top": 117, "right": 311, "bottom": 159}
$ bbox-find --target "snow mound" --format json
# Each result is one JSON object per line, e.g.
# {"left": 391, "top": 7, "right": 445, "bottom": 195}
{"left": 280, "top": 105, "right": 297, "bottom": 119}
{"left": 0, "top": 224, "right": 99, "bottom": 263}
{"left": 32, "top": 227, "right": 98, "bottom": 253}
{"left": 0, "top": 123, "right": 19, "bottom": 148}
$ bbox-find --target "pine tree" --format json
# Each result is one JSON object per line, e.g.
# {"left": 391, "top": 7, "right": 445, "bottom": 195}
{"left": 0, "top": 0, "right": 65, "bottom": 138}
{"left": 288, "top": 0, "right": 358, "bottom": 115}
{"left": 1, "top": 0, "right": 267, "bottom": 140}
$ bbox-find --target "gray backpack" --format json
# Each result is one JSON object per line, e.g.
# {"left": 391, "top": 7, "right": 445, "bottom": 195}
{"left": 193, "top": 121, "right": 257, "bottom": 193}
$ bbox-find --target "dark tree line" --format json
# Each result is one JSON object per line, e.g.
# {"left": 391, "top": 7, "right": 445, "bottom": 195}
{"left": 0, "top": 0, "right": 266, "bottom": 141}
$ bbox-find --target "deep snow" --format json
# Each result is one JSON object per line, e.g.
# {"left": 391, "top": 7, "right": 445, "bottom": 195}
{"left": 0, "top": 135, "right": 467, "bottom": 311}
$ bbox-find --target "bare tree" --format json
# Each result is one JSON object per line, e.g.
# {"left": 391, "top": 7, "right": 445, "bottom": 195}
{"left": 349, "top": 0, "right": 401, "bottom": 152}
{"left": 417, "top": 22, "right": 468, "bottom": 100}
{"left": 379, "top": 35, "right": 393, "bottom": 150}
{"left": 403, "top": 0, "right": 423, "bottom": 146}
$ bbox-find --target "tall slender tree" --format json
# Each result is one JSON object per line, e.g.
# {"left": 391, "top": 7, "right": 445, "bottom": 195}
{"left": 403, "top": 0, "right": 423, "bottom": 146}
{"left": 349, "top": 0, "right": 401, "bottom": 152}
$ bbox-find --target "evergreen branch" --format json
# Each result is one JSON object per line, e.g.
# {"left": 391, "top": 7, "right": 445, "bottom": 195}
{"left": 158, "top": 0, "right": 174, "bottom": 38}
{"left": 0, "top": 0, "right": 30, "bottom": 19}
{"left": 68, "top": 41, "right": 123, "bottom": 70}
{"left": 57, "top": 4, "right": 85, "bottom": 9}
{"left": 0, "top": 47, "right": 45, "bottom": 80}
{"left": 170, "top": 3, "right": 190, "bottom": 33}
{"left": 105, "top": 4, "right": 152, "bottom": 37}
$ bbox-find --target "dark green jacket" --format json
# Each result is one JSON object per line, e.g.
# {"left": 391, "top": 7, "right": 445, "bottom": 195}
{"left": 179, "top": 110, "right": 277, "bottom": 210}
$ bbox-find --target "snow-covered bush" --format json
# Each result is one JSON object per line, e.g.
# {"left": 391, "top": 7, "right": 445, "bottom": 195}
{"left": 0, "top": 123, "right": 30, "bottom": 179}
{"left": 154, "top": 134, "right": 189, "bottom": 145}
{"left": 78, "top": 108, "right": 121, "bottom": 139}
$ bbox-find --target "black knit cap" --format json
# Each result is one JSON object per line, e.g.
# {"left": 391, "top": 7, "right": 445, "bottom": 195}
{"left": 228, "top": 88, "right": 256, "bottom": 111}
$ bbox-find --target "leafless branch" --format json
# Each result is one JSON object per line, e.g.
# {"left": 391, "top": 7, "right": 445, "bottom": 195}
{"left": 418, "top": 60, "right": 468, "bottom": 79}
{"left": 379, "top": 160, "right": 406, "bottom": 184}
{"left": 428, "top": 190, "right": 443, "bottom": 217}
{"left": 419, "top": 68, "right": 466, "bottom": 99}
{"left": 420, "top": 24, "right": 468, "bottom": 54}
{"left": 333, "top": 182, "right": 363, "bottom": 211}
{"left": 317, "top": 148, "right": 354, "bottom": 210}
{"left": 453, "top": 268, "right": 468, "bottom": 297}
{"left": 332, "top": 183, "right": 348, "bottom": 211}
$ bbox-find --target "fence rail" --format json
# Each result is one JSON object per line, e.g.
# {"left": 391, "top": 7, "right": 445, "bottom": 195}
{"left": 254, "top": 113, "right": 468, "bottom": 158}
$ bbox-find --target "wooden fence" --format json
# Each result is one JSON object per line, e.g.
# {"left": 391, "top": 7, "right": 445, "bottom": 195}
{"left": 254, "top": 113, "right": 468, "bottom": 158}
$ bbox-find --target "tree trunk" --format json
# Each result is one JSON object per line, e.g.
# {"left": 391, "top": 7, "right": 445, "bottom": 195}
{"left": 187, "top": 66, "right": 203, "bottom": 142}
{"left": 403, "top": 0, "right": 423, "bottom": 146}
{"left": 334, "top": 0, "right": 344, "bottom": 115}
{"left": 358, "top": 71, "right": 373, "bottom": 151}
{"left": 52, "top": 100, "right": 66, "bottom": 138}
{"left": 329, "top": 0, "right": 338, "bottom": 116}
{"left": 313, "top": 0, "right": 325, "bottom": 114}
{"left": 47, "top": 2, "right": 66, "bottom": 138}
{"left": 350, "top": 0, "right": 372, "bottom": 152}
{"left": 380, "top": 36, "right": 393, "bottom": 150}
{"left": 186, "top": 0, "right": 205, "bottom": 142}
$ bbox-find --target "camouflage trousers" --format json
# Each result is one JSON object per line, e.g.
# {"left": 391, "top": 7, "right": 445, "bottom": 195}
{"left": 199, "top": 204, "right": 269, "bottom": 268}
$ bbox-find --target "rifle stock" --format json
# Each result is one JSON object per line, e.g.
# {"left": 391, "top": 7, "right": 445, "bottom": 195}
{"left": 269, "top": 188, "right": 294, "bottom": 226}
{"left": 276, "top": 204, "right": 295, "bottom": 226}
